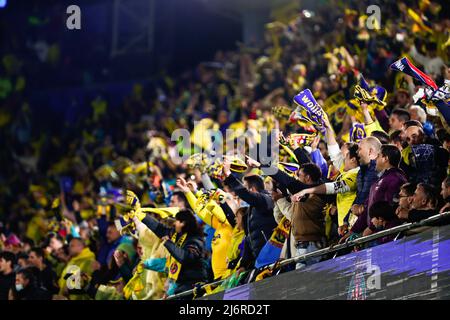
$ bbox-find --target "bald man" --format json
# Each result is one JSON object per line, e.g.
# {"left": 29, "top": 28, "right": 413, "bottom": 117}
{"left": 345, "top": 137, "right": 382, "bottom": 231}
{"left": 357, "top": 137, "right": 382, "bottom": 166}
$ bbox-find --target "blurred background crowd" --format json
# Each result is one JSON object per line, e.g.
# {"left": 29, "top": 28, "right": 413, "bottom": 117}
{"left": 0, "top": 0, "right": 449, "bottom": 300}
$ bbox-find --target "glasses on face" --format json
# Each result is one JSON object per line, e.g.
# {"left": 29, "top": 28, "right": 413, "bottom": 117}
{"left": 393, "top": 194, "right": 408, "bottom": 202}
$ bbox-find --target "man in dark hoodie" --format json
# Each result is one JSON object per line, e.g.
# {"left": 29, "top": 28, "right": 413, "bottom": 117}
{"left": 28, "top": 247, "right": 59, "bottom": 295}
{"left": 223, "top": 158, "right": 276, "bottom": 271}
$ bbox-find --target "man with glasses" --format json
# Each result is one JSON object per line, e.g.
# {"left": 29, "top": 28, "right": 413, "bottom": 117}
{"left": 396, "top": 183, "right": 438, "bottom": 223}
{"left": 395, "top": 183, "right": 417, "bottom": 221}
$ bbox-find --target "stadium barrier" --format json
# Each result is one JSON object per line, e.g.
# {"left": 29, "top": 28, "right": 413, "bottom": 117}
{"left": 166, "top": 211, "right": 450, "bottom": 300}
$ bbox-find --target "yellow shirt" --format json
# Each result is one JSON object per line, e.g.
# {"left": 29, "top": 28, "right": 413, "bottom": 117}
{"left": 342, "top": 120, "right": 385, "bottom": 142}
{"left": 224, "top": 226, "right": 245, "bottom": 277}
{"left": 336, "top": 167, "right": 359, "bottom": 226}
{"left": 365, "top": 120, "right": 385, "bottom": 136}
{"left": 185, "top": 191, "right": 233, "bottom": 280}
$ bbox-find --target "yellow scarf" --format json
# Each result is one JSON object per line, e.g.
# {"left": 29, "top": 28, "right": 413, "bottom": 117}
{"left": 268, "top": 216, "right": 291, "bottom": 248}
{"left": 122, "top": 262, "right": 145, "bottom": 300}
{"left": 166, "top": 233, "right": 187, "bottom": 281}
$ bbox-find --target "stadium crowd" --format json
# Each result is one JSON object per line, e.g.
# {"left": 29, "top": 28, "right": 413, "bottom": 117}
{"left": 0, "top": 0, "right": 450, "bottom": 300}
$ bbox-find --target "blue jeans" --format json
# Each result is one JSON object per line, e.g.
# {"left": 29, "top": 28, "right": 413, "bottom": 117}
{"left": 295, "top": 241, "right": 322, "bottom": 270}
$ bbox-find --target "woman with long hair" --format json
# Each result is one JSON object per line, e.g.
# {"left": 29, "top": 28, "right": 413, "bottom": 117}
{"left": 132, "top": 209, "right": 207, "bottom": 297}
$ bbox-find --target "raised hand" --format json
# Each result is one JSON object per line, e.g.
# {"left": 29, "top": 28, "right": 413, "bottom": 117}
{"left": 360, "top": 102, "right": 368, "bottom": 111}
{"left": 245, "top": 155, "right": 261, "bottom": 168}
{"left": 176, "top": 177, "right": 191, "bottom": 193}
{"left": 222, "top": 156, "right": 232, "bottom": 177}
{"left": 322, "top": 113, "right": 332, "bottom": 129}
{"left": 311, "top": 135, "right": 321, "bottom": 151}
{"left": 113, "top": 250, "right": 126, "bottom": 267}
{"left": 351, "top": 204, "right": 364, "bottom": 216}
{"left": 186, "top": 180, "right": 198, "bottom": 193}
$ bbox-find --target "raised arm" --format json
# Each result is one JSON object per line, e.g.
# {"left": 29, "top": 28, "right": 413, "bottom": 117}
{"left": 310, "top": 136, "right": 328, "bottom": 178}
{"left": 291, "top": 180, "right": 352, "bottom": 202}
{"left": 323, "top": 113, "right": 343, "bottom": 170}
{"left": 163, "top": 238, "right": 203, "bottom": 264}
{"left": 220, "top": 201, "right": 237, "bottom": 228}
{"left": 224, "top": 173, "right": 269, "bottom": 208}
{"left": 247, "top": 154, "right": 309, "bottom": 194}
{"left": 293, "top": 146, "right": 312, "bottom": 165}
{"left": 360, "top": 102, "right": 374, "bottom": 125}
{"left": 201, "top": 172, "right": 215, "bottom": 191}
{"left": 178, "top": 176, "right": 228, "bottom": 228}
{"left": 136, "top": 214, "right": 172, "bottom": 239}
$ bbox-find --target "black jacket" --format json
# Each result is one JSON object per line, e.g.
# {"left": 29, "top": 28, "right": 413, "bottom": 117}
{"left": 13, "top": 284, "right": 52, "bottom": 300}
{"left": 0, "top": 272, "right": 15, "bottom": 300}
{"left": 224, "top": 174, "right": 276, "bottom": 262}
{"left": 141, "top": 215, "right": 207, "bottom": 292}
{"left": 37, "top": 265, "right": 59, "bottom": 295}
{"left": 408, "top": 209, "right": 437, "bottom": 223}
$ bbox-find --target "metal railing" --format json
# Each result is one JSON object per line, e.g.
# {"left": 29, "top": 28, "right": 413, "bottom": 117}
{"left": 166, "top": 211, "right": 450, "bottom": 300}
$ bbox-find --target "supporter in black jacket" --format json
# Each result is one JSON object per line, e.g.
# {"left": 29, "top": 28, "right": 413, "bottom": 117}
{"left": 10, "top": 268, "right": 52, "bottom": 300}
{"left": 248, "top": 149, "right": 323, "bottom": 197}
{"left": 28, "top": 247, "right": 58, "bottom": 294}
{"left": 223, "top": 159, "right": 276, "bottom": 270}
{"left": 136, "top": 209, "right": 207, "bottom": 295}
